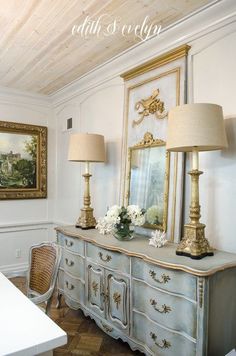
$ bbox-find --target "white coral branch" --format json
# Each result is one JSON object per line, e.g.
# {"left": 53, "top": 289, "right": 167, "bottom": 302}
{"left": 149, "top": 230, "right": 167, "bottom": 248}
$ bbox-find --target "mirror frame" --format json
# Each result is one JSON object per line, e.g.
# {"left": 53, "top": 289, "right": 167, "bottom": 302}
{"left": 125, "top": 132, "right": 170, "bottom": 231}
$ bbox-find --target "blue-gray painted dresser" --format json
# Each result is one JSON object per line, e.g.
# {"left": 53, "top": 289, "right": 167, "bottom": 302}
{"left": 56, "top": 226, "right": 236, "bottom": 356}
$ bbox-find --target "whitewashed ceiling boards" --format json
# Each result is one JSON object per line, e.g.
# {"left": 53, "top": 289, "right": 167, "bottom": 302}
{"left": 0, "top": 0, "right": 212, "bottom": 95}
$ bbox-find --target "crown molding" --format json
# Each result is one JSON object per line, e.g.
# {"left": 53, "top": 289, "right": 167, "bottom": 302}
{"left": 120, "top": 44, "right": 191, "bottom": 81}
{"left": 50, "top": 0, "right": 236, "bottom": 106}
{"left": 0, "top": 85, "right": 52, "bottom": 108}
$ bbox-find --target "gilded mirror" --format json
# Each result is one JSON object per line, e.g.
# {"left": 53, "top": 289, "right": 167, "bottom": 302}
{"left": 125, "top": 132, "right": 170, "bottom": 231}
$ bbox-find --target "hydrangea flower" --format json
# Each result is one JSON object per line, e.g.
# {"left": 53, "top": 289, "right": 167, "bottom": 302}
{"left": 146, "top": 205, "right": 163, "bottom": 225}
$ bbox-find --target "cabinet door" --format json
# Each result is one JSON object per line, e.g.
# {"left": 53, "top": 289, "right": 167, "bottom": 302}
{"left": 87, "top": 263, "right": 106, "bottom": 318}
{"left": 106, "top": 271, "right": 129, "bottom": 332}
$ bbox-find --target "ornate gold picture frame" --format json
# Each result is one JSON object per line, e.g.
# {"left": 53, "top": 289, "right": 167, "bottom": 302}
{"left": 125, "top": 132, "right": 170, "bottom": 231}
{"left": 121, "top": 45, "right": 190, "bottom": 241}
{"left": 0, "top": 121, "right": 47, "bottom": 199}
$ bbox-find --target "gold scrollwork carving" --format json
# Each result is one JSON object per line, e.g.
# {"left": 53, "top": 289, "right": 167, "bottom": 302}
{"left": 150, "top": 332, "right": 171, "bottom": 349}
{"left": 92, "top": 281, "right": 98, "bottom": 296}
{"left": 133, "top": 89, "right": 167, "bottom": 127}
{"left": 150, "top": 299, "right": 171, "bottom": 314}
{"left": 149, "top": 270, "right": 171, "bottom": 284}
{"left": 113, "top": 292, "right": 121, "bottom": 309}
{"left": 98, "top": 252, "right": 112, "bottom": 263}
{"left": 133, "top": 132, "right": 165, "bottom": 148}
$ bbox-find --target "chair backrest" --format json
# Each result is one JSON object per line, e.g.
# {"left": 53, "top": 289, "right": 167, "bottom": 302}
{"left": 27, "top": 242, "right": 61, "bottom": 298}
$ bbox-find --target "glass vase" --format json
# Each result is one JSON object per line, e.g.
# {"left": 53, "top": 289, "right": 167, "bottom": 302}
{"left": 113, "top": 223, "right": 135, "bottom": 241}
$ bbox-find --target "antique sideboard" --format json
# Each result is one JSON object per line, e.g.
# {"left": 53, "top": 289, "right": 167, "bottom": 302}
{"left": 56, "top": 226, "right": 236, "bottom": 356}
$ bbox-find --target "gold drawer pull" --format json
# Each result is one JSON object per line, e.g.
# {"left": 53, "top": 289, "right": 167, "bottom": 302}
{"left": 98, "top": 252, "right": 112, "bottom": 262}
{"left": 149, "top": 270, "right": 170, "bottom": 284}
{"left": 65, "top": 258, "right": 74, "bottom": 267}
{"left": 150, "top": 332, "right": 171, "bottom": 349}
{"left": 101, "top": 322, "right": 113, "bottom": 333}
{"left": 66, "top": 281, "right": 74, "bottom": 290}
{"left": 150, "top": 299, "right": 171, "bottom": 314}
{"left": 65, "top": 239, "right": 74, "bottom": 247}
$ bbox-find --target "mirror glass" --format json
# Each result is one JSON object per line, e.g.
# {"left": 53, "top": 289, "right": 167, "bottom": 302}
{"left": 127, "top": 133, "right": 169, "bottom": 231}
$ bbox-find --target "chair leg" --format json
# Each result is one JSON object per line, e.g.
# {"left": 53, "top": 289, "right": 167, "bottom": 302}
{"left": 46, "top": 298, "right": 52, "bottom": 315}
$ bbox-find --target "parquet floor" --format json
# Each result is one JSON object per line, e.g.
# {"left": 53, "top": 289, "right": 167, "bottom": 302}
{"left": 11, "top": 277, "right": 143, "bottom": 356}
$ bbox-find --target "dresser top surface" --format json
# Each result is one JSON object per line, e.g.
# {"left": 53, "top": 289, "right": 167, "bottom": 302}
{"left": 56, "top": 225, "right": 236, "bottom": 276}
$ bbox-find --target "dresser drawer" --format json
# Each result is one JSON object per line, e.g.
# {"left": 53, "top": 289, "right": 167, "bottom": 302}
{"left": 63, "top": 250, "right": 85, "bottom": 280}
{"left": 133, "top": 279, "right": 197, "bottom": 339}
{"left": 87, "top": 243, "right": 130, "bottom": 274}
{"left": 64, "top": 273, "right": 85, "bottom": 304}
{"left": 132, "top": 258, "right": 197, "bottom": 300}
{"left": 133, "top": 312, "right": 196, "bottom": 356}
{"left": 57, "top": 233, "right": 83, "bottom": 255}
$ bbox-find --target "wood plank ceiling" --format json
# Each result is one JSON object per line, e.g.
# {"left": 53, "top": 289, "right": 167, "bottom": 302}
{"left": 0, "top": 0, "right": 213, "bottom": 95}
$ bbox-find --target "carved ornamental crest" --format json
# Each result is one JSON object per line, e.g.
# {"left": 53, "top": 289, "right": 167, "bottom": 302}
{"left": 133, "top": 88, "right": 167, "bottom": 127}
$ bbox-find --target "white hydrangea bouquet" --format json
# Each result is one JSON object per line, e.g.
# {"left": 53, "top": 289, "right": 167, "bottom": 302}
{"left": 96, "top": 205, "right": 145, "bottom": 241}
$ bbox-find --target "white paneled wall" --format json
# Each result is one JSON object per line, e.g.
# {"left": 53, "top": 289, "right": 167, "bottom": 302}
{"left": 0, "top": 223, "right": 55, "bottom": 276}
{"left": 0, "top": 88, "right": 55, "bottom": 274}
{"left": 53, "top": 1, "right": 236, "bottom": 254}
{"left": 188, "top": 29, "right": 236, "bottom": 252}
{"left": 54, "top": 78, "right": 124, "bottom": 224}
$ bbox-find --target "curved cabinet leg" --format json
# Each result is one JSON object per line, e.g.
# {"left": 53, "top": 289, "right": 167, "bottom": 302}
{"left": 56, "top": 292, "right": 63, "bottom": 309}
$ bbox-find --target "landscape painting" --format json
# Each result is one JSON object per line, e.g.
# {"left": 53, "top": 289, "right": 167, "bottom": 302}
{"left": 0, "top": 133, "right": 37, "bottom": 189}
{"left": 0, "top": 121, "right": 47, "bottom": 199}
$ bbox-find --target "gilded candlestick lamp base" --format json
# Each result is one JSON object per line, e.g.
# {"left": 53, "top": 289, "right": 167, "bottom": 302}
{"left": 176, "top": 223, "right": 214, "bottom": 259}
{"left": 76, "top": 207, "right": 96, "bottom": 230}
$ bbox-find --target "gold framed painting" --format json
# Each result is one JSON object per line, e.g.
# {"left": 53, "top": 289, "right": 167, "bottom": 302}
{"left": 0, "top": 121, "right": 47, "bottom": 199}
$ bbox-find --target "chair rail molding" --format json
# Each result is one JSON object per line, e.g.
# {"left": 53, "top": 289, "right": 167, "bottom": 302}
{"left": 0, "top": 220, "right": 54, "bottom": 231}
{"left": 0, "top": 221, "right": 56, "bottom": 276}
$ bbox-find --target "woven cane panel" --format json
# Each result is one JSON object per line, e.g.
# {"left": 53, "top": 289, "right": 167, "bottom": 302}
{"left": 29, "top": 245, "right": 56, "bottom": 294}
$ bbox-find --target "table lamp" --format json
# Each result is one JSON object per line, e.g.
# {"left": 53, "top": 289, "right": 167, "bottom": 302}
{"left": 166, "top": 103, "right": 228, "bottom": 259}
{"left": 68, "top": 133, "right": 105, "bottom": 229}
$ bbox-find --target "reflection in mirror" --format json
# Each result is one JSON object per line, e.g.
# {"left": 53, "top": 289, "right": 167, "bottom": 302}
{"left": 127, "top": 132, "right": 170, "bottom": 231}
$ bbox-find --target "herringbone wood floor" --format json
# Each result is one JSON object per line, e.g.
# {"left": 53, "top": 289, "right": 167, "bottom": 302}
{"left": 11, "top": 277, "right": 143, "bottom": 356}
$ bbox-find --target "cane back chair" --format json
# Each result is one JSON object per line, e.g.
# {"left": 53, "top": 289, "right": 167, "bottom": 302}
{"left": 26, "top": 242, "right": 61, "bottom": 315}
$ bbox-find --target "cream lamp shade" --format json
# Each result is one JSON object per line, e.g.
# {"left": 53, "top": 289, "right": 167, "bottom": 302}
{"left": 166, "top": 103, "right": 228, "bottom": 259}
{"left": 68, "top": 133, "right": 105, "bottom": 162}
{"left": 166, "top": 103, "right": 228, "bottom": 152}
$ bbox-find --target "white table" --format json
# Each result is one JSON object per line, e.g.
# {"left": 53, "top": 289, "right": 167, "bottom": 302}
{"left": 0, "top": 272, "right": 67, "bottom": 356}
